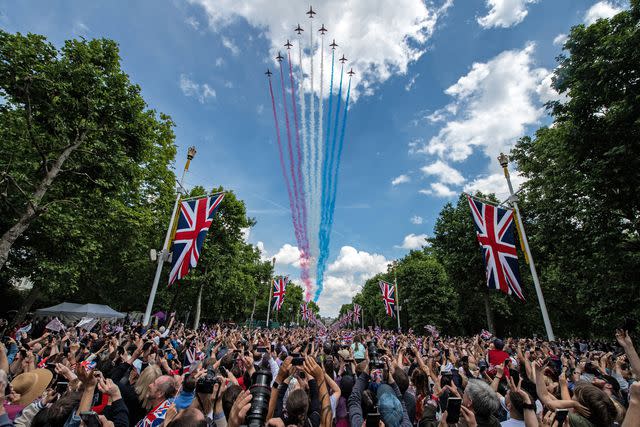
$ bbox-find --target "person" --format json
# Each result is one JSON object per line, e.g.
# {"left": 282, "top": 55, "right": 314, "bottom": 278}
{"left": 461, "top": 379, "right": 501, "bottom": 427}
{"left": 136, "top": 375, "right": 178, "bottom": 427}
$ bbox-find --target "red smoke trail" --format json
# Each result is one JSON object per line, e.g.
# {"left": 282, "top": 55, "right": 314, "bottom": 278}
{"left": 287, "top": 50, "right": 312, "bottom": 300}
{"left": 268, "top": 77, "right": 300, "bottom": 247}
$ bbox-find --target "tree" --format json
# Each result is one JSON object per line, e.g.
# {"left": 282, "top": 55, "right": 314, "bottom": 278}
{"left": 0, "top": 31, "right": 175, "bottom": 271}
{"left": 510, "top": 1, "right": 640, "bottom": 335}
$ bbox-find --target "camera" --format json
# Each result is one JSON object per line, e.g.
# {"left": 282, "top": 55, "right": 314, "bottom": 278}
{"left": 367, "top": 341, "right": 384, "bottom": 370}
{"left": 247, "top": 369, "right": 273, "bottom": 427}
{"left": 196, "top": 373, "right": 220, "bottom": 394}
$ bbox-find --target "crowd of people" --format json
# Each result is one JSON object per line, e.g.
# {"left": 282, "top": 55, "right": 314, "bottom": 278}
{"left": 0, "top": 314, "right": 638, "bottom": 427}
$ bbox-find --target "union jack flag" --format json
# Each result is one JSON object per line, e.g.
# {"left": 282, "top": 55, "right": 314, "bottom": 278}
{"left": 272, "top": 277, "right": 288, "bottom": 311}
{"left": 467, "top": 195, "right": 524, "bottom": 300}
{"left": 301, "top": 303, "right": 309, "bottom": 321}
{"left": 353, "top": 304, "right": 361, "bottom": 323}
{"left": 169, "top": 194, "right": 225, "bottom": 285}
{"left": 136, "top": 398, "right": 175, "bottom": 427}
{"left": 379, "top": 280, "right": 396, "bottom": 317}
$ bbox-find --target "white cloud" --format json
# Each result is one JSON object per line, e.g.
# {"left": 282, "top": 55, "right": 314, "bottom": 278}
{"left": 317, "top": 245, "right": 390, "bottom": 317}
{"left": 396, "top": 233, "right": 429, "bottom": 250}
{"left": 257, "top": 104, "right": 265, "bottom": 115}
{"left": 463, "top": 170, "right": 526, "bottom": 199}
{"left": 272, "top": 243, "right": 303, "bottom": 267}
{"left": 328, "top": 246, "right": 389, "bottom": 275}
{"left": 477, "top": 0, "right": 537, "bottom": 28}
{"left": 405, "top": 73, "right": 420, "bottom": 91}
{"left": 256, "top": 241, "right": 267, "bottom": 259}
{"left": 419, "top": 182, "right": 457, "bottom": 198}
{"left": 179, "top": 74, "right": 216, "bottom": 103}
{"left": 392, "top": 174, "right": 411, "bottom": 186}
{"left": 552, "top": 33, "right": 567, "bottom": 46}
{"left": 221, "top": 37, "right": 240, "bottom": 56}
{"left": 241, "top": 227, "right": 251, "bottom": 242}
{"left": 421, "top": 160, "right": 465, "bottom": 185}
{"left": 410, "top": 215, "right": 423, "bottom": 225}
{"left": 224, "top": 81, "right": 234, "bottom": 88}
{"left": 421, "top": 43, "right": 548, "bottom": 163}
{"left": 215, "top": 57, "right": 224, "bottom": 67}
{"left": 189, "top": 0, "right": 453, "bottom": 101}
{"left": 584, "top": 1, "right": 623, "bottom": 25}
{"left": 185, "top": 16, "right": 200, "bottom": 30}
{"left": 536, "top": 70, "right": 565, "bottom": 104}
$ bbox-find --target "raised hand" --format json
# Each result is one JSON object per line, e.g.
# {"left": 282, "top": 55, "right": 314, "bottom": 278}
{"left": 228, "top": 390, "right": 252, "bottom": 427}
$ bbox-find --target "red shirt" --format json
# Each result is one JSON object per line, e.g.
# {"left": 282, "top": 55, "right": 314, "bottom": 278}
{"left": 488, "top": 349, "right": 511, "bottom": 377}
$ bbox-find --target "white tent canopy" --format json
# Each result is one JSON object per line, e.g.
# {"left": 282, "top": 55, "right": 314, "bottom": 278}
{"left": 35, "top": 302, "right": 125, "bottom": 321}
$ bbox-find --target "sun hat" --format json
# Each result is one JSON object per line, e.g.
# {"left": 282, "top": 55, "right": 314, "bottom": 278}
{"left": 11, "top": 369, "right": 53, "bottom": 406}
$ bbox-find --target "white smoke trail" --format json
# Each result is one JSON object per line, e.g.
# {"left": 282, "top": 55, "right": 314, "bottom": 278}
{"left": 297, "top": 34, "right": 307, "bottom": 242}
{"left": 307, "top": 19, "right": 317, "bottom": 292}
{"left": 312, "top": 32, "right": 325, "bottom": 286}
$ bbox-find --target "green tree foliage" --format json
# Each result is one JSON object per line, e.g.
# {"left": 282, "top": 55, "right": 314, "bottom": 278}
{"left": 0, "top": 31, "right": 177, "bottom": 317}
{"left": 511, "top": 1, "right": 640, "bottom": 335}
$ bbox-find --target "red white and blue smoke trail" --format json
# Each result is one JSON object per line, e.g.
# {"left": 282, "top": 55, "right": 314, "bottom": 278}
{"left": 265, "top": 7, "right": 353, "bottom": 302}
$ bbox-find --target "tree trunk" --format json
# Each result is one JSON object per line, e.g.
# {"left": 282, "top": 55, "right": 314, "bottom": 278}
{"left": 12, "top": 282, "right": 42, "bottom": 327}
{"left": 249, "top": 295, "right": 257, "bottom": 326}
{"left": 482, "top": 291, "right": 495, "bottom": 334}
{"left": 0, "top": 136, "right": 84, "bottom": 272}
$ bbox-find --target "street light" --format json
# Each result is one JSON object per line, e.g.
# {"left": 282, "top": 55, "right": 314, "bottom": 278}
{"left": 143, "top": 146, "right": 197, "bottom": 326}
{"left": 497, "top": 152, "right": 509, "bottom": 168}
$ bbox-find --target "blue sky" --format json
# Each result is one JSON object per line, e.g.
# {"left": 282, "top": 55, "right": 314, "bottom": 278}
{"left": 2, "top": 0, "right": 628, "bottom": 316}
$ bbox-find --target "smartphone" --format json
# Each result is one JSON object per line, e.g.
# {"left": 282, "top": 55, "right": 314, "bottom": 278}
{"left": 446, "top": 397, "right": 462, "bottom": 424}
{"left": 79, "top": 411, "right": 101, "bottom": 427}
{"left": 292, "top": 356, "right": 305, "bottom": 366}
{"left": 365, "top": 412, "right": 380, "bottom": 427}
{"left": 56, "top": 382, "right": 69, "bottom": 394}
{"left": 219, "top": 366, "right": 228, "bottom": 377}
{"left": 555, "top": 409, "right": 569, "bottom": 425}
{"left": 256, "top": 347, "right": 268, "bottom": 354}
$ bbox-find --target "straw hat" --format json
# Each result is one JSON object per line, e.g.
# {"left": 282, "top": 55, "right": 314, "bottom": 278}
{"left": 11, "top": 369, "right": 53, "bottom": 406}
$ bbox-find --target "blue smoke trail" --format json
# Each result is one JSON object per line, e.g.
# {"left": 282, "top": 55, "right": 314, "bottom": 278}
{"left": 315, "top": 50, "right": 335, "bottom": 300}
{"left": 316, "top": 63, "right": 344, "bottom": 302}
{"left": 327, "top": 77, "right": 352, "bottom": 233}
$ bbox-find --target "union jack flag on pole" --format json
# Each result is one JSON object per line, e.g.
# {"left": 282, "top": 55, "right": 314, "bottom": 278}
{"left": 272, "top": 277, "right": 288, "bottom": 311}
{"left": 353, "top": 304, "right": 361, "bottom": 323}
{"left": 168, "top": 193, "right": 225, "bottom": 285}
{"left": 379, "top": 280, "right": 396, "bottom": 317}
{"left": 466, "top": 195, "right": 524, "bottom": 300}
{"left": 301, "top": 303, "right": 309, "bottom": 321}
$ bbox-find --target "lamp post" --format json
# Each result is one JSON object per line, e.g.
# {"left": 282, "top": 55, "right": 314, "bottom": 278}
{"left": 143, "top": 146, "right": 196, "bottom": 326}
{"left": 497, "top": 152, "right": 554, "bottom": 341}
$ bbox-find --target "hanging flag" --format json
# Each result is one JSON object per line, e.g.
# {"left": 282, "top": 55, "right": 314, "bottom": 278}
{"left": 168, "top": 193, "right": 225, "bottom": 285}
{"left": 301, "top": 303, "right": 309, "bottom": 321}
{"left": 379, "top": 280, "right": 396, "bottom": 318}
{"left": 272, "top": 277, "right": 288, "bottom": 311}
{"left": 353, "top": 304, "right": 361, "bottom": 323}
{"left": 466, "top": 195, "right": 525, "bottom": 301}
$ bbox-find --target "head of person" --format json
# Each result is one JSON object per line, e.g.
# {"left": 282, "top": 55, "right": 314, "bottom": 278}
{"left": 135, "top": 364, "right": 162, "bottom": 407}
{"left": 286, "top": 388, "right": 310, "bottom": 427}
{"left": 376, "top": 384, "right": 403, "bottom": 427}
{"left": 222, "top": 384, "right": 243, "bottom": 420}
{"left": 392, "top": 367, "right": 409, "bottom": 395}
{"left": 493, "top": 339, "right": 504, "bottom": 351}
{"left": 463, "top": 379, "right": 499, "bottom": 419}
{"left": 43, "top": 391, "right": 82, "bottom": 427}
{"left": 504, "top": 389, "right": 529, "bottom": 420}
{"left": 145, "top": 374, "right": 177, "bottom": 409}
{"left": 166, "top": 407, "right": 207, "bottom": 427}
{"left": 571, "top": 382, "right": 617, "bottom": 427}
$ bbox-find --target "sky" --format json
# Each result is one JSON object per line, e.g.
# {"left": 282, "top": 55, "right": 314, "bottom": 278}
{"left": 1, "top": 0, "right": 629, "bottom": 317}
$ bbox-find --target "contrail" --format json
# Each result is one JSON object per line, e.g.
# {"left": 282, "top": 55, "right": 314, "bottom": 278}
{"left": 278, "top": 61, "right": 304, "bottom": 258}
{"left": 287, "top": 49, "right": 311, "bottom": 298}
{"left": 268, "top": 76, "right": 299, "bottom": 248}
{"left": 316, "top": 61, "right": 344, "bottom": 302}
{"left": 308, "top": 19, "right": 315, "bottom": 248}
{"left": 328, "top": 75, "right": 352, "bottom": 233}
{"left": 316, "top": 48, "right": 336, "bottom": 300}
{"left": 313, "top": 31, "right": 325, "bottom": 290}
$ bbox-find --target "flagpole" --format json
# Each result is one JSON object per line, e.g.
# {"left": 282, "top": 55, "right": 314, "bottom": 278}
{"left": 498, "top": 153, "right": 554, "bottom": 341}
{"left": 266, "top": 257, "right": 275, "bottom": 329}
{"left": 393, "top": 263, "right": 401, "bottom": 332}
{"left": 143, "top": 146, "right": 196, "bottom": 326}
